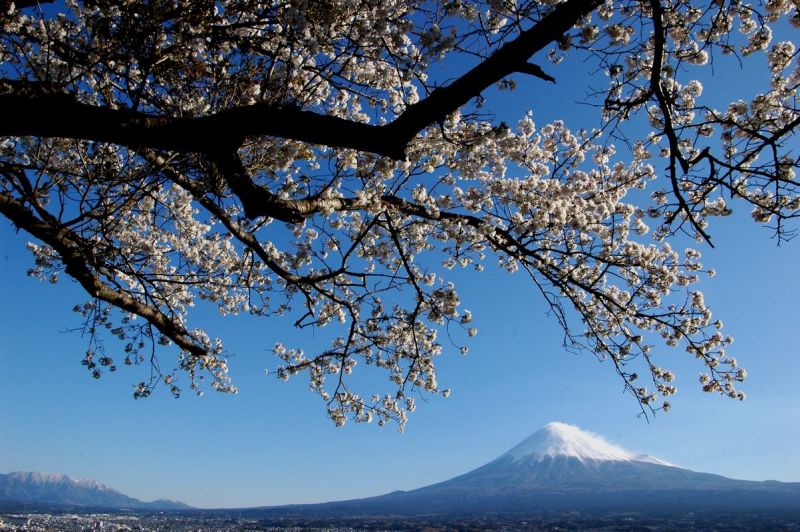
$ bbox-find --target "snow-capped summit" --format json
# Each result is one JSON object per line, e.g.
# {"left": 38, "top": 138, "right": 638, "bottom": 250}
{"left": 500, "top": 422, "right": 671, "bottom": 465}
{"left": 503, "top": 422, "right": 638, "bottom": 463}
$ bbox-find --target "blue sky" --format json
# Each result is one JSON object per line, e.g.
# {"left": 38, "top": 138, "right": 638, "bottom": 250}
{"left": 2, "top": 201, "right": 798, "bottom": 508}
{"left": 2, "top": 10, "right": 800, "bottom": 510}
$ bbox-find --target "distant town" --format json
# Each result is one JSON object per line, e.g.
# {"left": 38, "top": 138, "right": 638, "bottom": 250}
{"left": 2, "top": 507, "right": 800, "bottom": 531}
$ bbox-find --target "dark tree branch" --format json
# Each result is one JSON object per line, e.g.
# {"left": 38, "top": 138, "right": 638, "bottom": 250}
{"left": 0, "top": 80, "right": 395, "bottom": 158}
{"left": 0, "top": 191, "right": 207, "bottom": 358}
{"left": 0, "top": 0, "right": 599, "bottom": 162}
{"left": 647, "top": 0, "right": 714, "bottom": 246}
{"left": 207, "top": 151, "right": 307, "bottom": 223}
{"left": 515, "top": 62, "right": 556, "bottom": 83}
{"left": 386, "top": 0, "right": 599, "bottom": 142}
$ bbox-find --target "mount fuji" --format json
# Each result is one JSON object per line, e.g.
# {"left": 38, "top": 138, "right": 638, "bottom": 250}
{"left": 256, "top": 422, "right": 800, "bottom": 517}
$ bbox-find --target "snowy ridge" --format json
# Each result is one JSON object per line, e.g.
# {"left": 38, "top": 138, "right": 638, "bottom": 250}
{"left": 1, "top": 471, "right": 193, "bottom": 509}
{"left": 503, "top": 422, "right": 672, "bottom": 465}
{"left": 7, "top": 471, "right": 110, "bottom": 490}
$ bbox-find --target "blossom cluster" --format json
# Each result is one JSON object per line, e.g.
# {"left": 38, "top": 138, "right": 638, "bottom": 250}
{"left": 2, "top": 0, "right": 797, "bottom": 426}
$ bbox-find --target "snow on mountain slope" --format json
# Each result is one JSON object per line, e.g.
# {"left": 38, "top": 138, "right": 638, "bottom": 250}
{"left": 502, "top": 421, "right": 671, "bottom": 465}
{"left": 258, "top": 422, "right": 800, "bottom": 517}
{"left": 6, "top": 472, "right": 111, "bottom": 491}
{"left": 0, "top": 472, "right": 192, "bottom": 509}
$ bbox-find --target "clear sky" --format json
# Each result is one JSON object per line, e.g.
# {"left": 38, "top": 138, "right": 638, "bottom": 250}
{"left": 2, "top": 13, "right": 799, "bottom": 510}
{"left": 2, "top": 190, "right": 799, "bottom": 509}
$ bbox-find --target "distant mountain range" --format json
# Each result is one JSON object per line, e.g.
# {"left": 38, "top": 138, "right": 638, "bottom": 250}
{"left": 251, "top": 422, "right": 800, "bottom": 517}
{"left": 4, "top": 423, "right": 799, "bottom": 517}
{"left": 0, "top": 472, "right": 191, "bottom": 510}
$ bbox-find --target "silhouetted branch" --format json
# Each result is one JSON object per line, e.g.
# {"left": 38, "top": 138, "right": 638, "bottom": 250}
{"left": 0, "top": 0, "right": 599, "bottom": 162}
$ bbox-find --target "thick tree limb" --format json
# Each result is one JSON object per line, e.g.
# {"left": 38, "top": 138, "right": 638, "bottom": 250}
{"left": 207, "top": 151, "right": 308, "bottom": 223}
{"left": 0, "top": 80, "right": 397, "bottom": 158}
{"left": 0, "top": 0, "right": 599, "bottom": 161}
{"left": 387, "top": 0, "right": 600, "bottom": 139}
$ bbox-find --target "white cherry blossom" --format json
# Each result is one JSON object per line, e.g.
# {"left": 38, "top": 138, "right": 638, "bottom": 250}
{"left": 1, "top": 0, "right": 797, "bottom": 428}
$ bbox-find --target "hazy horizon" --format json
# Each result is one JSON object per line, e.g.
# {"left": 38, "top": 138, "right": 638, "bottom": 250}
{"left": 2, "top": 420, "right": 799, "bottom": 510}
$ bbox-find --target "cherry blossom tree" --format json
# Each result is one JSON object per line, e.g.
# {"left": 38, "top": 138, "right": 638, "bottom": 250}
{"left": 1, "top": 0, "right": 797, "bottom": 427}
